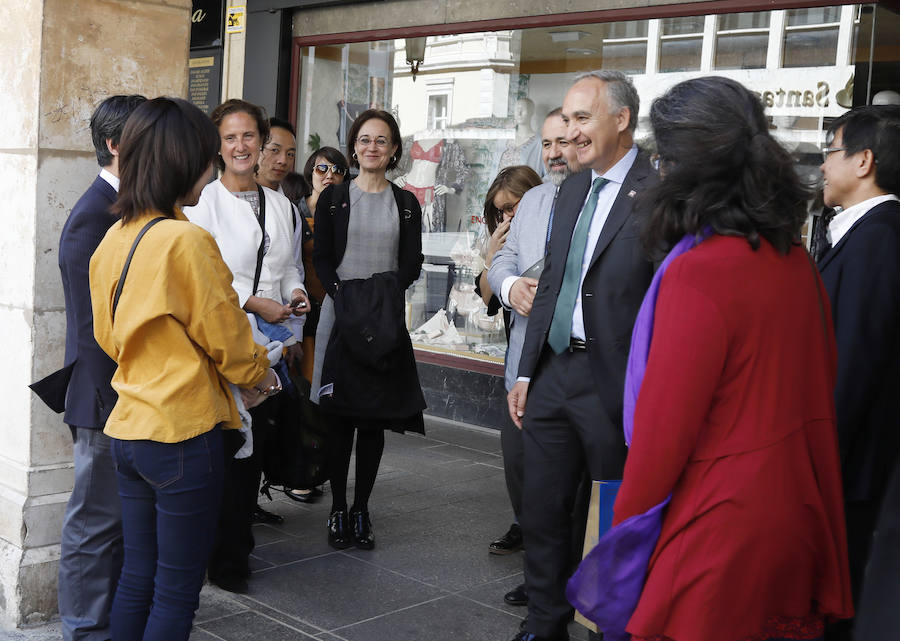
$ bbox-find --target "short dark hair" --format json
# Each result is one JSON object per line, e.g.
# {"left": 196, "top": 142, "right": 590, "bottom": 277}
{"left": 642, "top": 76, "right": 810, "bottom": 256}
{"left": 482, "top": 165, "right": 543, "bottom": 234}
{"left": 828, "top": 105, "right": 900, "bottom": 197}
{"left": 89, "top": 95, "right": 147, "bottom": 167}
{"left": 269, "top": 117, "right": 295, "bottom": 137}
{"left": 210, "top": 99, "right": 269, "bottom": 171}
{"left": 113, "top": 97, "right": 219, "bottom": 224}
{"left": 346, "top": 110, "right": 402, "bottom": 171}
{"left": 281, "top": 171, "right": 310, "bottom": 204}
{"left": 303, "top": 146, "right": 349, "bottom": 189}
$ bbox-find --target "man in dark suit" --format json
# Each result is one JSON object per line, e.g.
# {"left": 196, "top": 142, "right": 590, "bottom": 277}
{"left": 818, "top": 104, "right": 900, "bottom": 641}
{"left": 506, "top": 71, "right": 655, "bottom": 641}
{"left": 57, "top": 94, "right": 145, "bottom": 641}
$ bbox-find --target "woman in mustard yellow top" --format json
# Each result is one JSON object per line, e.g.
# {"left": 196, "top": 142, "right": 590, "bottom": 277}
{"left": 89, "top": 97, "right": 279, "bottom": 641}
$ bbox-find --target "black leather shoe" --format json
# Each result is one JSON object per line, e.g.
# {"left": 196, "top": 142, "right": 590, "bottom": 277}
{"left": 350, "top": 508, "right": 374, "bottom": 550}
{"left": 283, "top": 488, "right": 318, "bottom": 503}
{"left": 208, "top": 572, "right": 248, "bottom": 594}
{"left": 504, "top": 583, "right": 528, "bottom": 606}
{"left": 327, "top": 509, "right": 352, "bottom": 549}
{"left": 490, "top": 523, "right": 523, "bottom": 555}
{"left": 252, "top": 504, "right": 284, "bottom": 524}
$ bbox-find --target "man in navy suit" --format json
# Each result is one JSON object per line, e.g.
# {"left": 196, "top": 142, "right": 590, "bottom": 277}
{"left": 57, "top": 94, "right": 145, "bottom": 641}
{"left": 506, "top": 71, "right": 655, "bottom": 641}
{"left": 818, "top": 104, "right": 900, "bottom": 641}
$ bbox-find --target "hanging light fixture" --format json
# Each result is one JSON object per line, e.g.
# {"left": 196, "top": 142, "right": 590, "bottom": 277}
{"left": 405, "top": 37, "right": 427, "bottom": 82}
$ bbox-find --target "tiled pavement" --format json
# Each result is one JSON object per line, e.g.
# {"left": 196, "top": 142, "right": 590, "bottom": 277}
{"left": 5, "top": 417, "right": 593, "bottom": 641}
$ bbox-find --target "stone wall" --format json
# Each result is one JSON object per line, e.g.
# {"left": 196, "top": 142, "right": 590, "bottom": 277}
{"left": 0, "top": 0, "right": 192, "bottom": 627}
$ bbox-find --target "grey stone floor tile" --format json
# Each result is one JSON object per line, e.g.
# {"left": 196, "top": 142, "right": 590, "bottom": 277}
{"left": 345, "top": 520, "right": 524, "bottom": 591}
{"left": 251, "top": 522, "right": 295, "bottom": 546}
{"left": 455, "top": 572, "right": 527, "bottom": 616}
{"left": 246, "top": 553, "right": 445, "bottom": 630}
{"left": 333, "top": 594, "right": 521, "bottom": 641}
{"left": 199, "top": 610, "right": 319, "bottom": 640}
{"left": 189, "top": 627, "right": 224, "bottom": 640}
{"left": 251, "top": 534, "right": 337, "bottom": 566}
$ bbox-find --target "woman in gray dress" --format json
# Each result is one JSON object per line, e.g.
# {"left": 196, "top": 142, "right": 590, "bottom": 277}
{"left": 312, "top": 110, "right": 425, "bottom": 551}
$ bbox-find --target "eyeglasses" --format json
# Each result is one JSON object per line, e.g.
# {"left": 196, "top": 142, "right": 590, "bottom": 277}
{"left": 821, "top": 146, "right": 846, "bottom": 162}
{"left": 356, "top": 136, "right": 391, "bottom": 148}
{"left": 314, "top": 163, "right": 347, "bottom": 176}
{"left": 497, "top": 201, "right": 520, "bottom": 216}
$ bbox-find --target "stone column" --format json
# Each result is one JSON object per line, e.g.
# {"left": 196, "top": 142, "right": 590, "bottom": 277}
{"left": 0, "top": 0, "right": 192, "bottom": 627}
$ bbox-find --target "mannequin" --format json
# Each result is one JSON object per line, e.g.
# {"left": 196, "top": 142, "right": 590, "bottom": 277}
{"left": 497, "top": 98, "right": 545, "bottom": 178}
{"left": 393, "top": 134, "right": 469, "bottom": 233}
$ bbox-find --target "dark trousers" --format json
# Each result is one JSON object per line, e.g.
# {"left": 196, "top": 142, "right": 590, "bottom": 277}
{"left": 521, "top": 350, "right": 626, "bottom": 639}
{"left": 110, "top": 426, "right": 224, "bottom": 641}
{"left": 855, "top": 460, "right": 900, "bottom": 641}
{"left": 501, "top": 410, "right": 524, "bottom": 519}
{"left": 208, "top": 400, "right": 277, "bottom": 582}
{"left": 59, "top": 427, "right": 123, "bottom": 641}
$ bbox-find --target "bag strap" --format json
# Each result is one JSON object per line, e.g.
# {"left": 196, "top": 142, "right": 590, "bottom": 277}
{"left": 252, "top": 184, "right": 267, "bottom": 296}
{"left": 112, "top": 216, "right": 166, "bottom": 321}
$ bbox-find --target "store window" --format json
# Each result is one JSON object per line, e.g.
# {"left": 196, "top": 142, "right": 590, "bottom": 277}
{"left": 783, "top": 7, "right": 843, "bottom": 67}
{"left": 294, "top": 6, "right": 874, "bottom": 367}
{"left": 659, "top": 16, "right": 705, "bottom": 72}
{"left": 715, "top": 11, "right": 770, "bottom": 69}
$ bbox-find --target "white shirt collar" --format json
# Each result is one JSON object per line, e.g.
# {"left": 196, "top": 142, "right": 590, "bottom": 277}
{"left": 99, "top": 168, "right": 120, "bottom": 193}
{"left": 828, "top": 194, "right": 899, "bottom": 246}
{"left": 590, "top": 145, "right": 638, "bottom": 185}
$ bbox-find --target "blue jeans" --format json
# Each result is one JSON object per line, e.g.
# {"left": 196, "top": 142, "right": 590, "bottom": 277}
{"left": 110, "top": 426, "right": 224, "bottom": 641}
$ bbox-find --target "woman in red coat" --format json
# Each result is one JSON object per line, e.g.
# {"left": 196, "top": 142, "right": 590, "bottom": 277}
{"left": 613, "top": 77, "right": 853, "bottom": 641}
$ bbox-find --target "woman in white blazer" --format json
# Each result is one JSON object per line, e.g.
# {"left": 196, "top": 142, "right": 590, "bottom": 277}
{"left": 184, "top": 99, "right": 308, "bottom": 594}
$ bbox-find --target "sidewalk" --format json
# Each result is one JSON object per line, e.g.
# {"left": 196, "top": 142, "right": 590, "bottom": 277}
{"left": 4, "top": 417, "right": 592, "bottom": 641}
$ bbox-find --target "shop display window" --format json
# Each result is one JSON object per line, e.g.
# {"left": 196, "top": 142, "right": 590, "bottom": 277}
{"left": 294, "top": 5, "right": 869, "bottom": 367}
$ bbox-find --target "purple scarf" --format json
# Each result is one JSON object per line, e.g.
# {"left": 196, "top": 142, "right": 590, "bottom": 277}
{"left": 566, "top": 232, "right": 704, "bottom": 641}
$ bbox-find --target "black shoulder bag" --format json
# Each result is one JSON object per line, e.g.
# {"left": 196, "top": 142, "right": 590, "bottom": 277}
{"left": 251, "top": 184, "right": 267, "bottom": 297}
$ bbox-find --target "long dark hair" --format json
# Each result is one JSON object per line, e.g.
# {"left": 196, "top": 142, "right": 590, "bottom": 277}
{"left": 113, "top": 97, "right": 219, "bottom": 223}
{"left": 642, "top": 76, "right": 810, "bottom": 256}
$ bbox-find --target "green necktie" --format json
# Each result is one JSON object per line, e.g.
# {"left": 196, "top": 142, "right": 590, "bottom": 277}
{"left": 547, "top": 177, "right": 608, "bottom": 354}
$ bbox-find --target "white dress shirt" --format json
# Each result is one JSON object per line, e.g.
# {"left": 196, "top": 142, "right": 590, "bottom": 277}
{"left": 570, "top": 145, "right": 638, "bottom": 340}
{"left": 828, "top": 194, "right": 900, "bottom": 246}
{"left": 99, "top": 168, "right": 119, "bottom": 192}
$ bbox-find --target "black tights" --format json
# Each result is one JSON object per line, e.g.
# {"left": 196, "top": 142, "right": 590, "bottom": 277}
{"left": 328, "top": 419, "right": 385, "bottom": 515}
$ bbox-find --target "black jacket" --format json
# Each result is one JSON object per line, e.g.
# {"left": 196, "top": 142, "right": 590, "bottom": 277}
{"left": 819, "top": 198, "right": 900, "bottom": 502}
{"left": 319, "top": 272, "right": 426, "bottom": 432}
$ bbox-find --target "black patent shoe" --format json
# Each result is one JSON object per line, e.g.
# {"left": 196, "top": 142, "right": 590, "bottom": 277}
{"left": 327, "top": 509, "right": 352, "bottom": 549}
{"left": 490, "top": 523, "right": 523, "bottom": 555}
{"left": 252, "top": 504, "right": 284, "bottom": 524}
{"left": 350, "top": 508, "right": 374, "bottom": 550}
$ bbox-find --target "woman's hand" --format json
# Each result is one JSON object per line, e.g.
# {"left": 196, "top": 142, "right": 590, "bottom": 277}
{"left": 484, "top": 220, "right": 511, "bottom": 268}
{"left": 245, "top": 296, "right": 292, "bottom": 323}
{"left": 240, "top": 368, "right": 280, "bottom": 409}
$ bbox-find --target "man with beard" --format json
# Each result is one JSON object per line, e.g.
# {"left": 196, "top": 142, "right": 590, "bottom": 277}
{"left": 486, "top": 107, "right": 580, "bottom": 607}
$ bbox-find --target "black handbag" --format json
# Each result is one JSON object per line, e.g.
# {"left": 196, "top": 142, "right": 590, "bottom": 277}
{"left": 260, "top": 371, "right": 330, "bottom": 496}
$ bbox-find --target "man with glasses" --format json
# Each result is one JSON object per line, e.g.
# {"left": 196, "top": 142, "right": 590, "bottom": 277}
{"left": 818, "top": 105, "right": 900, "bottom": 641}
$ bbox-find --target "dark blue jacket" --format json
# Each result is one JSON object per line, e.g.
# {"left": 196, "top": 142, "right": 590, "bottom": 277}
{"left": 58, "top": 175, "right": 119, "bottom": 429}
{"left": 819, "top": 198, "right": 900, "bottom": 502}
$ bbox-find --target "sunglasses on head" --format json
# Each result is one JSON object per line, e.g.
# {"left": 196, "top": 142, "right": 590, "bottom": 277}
{"left": 314, "top": 163, "right": 347, "bottom": 176}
